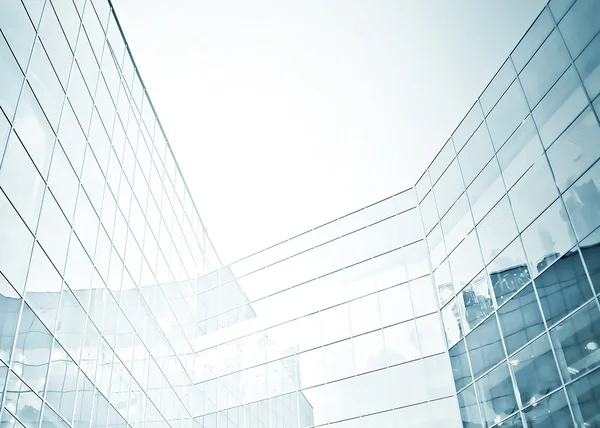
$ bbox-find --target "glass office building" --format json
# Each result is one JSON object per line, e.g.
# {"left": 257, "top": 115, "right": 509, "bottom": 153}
{"left": 0, "top": 0, "right": 599, "bottom": 427}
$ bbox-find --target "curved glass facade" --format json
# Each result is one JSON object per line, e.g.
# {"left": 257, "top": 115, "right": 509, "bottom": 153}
{"left": 0, "top": 0, "right": 599, "bottom": 427}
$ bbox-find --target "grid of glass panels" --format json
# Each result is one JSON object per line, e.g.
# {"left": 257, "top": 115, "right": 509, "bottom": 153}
{"left": 417, "top": 0, "right": 600, "bottom": 426}
{"left": 0, "top": 0, "right": 221, "bottom": 427}
{"left": 191, "top": 190, "right": 461, "bottom": 427}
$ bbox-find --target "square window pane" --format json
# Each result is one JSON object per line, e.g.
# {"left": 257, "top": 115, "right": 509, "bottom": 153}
{"left": 509, "top": 155, "right": 558, "bottom": 231}
{"left": 433, "top": 160, "right": 463, "bottom": 217}
{"left": 383, "top": 320, "right": 420, "bottom": 365}
{"left": 558, "top": 0, "right": 600, "bottom": 57}
{"left": 511, "top": 334, "right": 561, "bottom": 406}
{"left": 481, "top": 60, "right": 517, "bottom": 116}
{"left": 576, "top": 31, "right": 600, "bottom": 100}
{"left": 378, "top": 283, "right": 413, "bottom": 326}
{"left": 458, "top": 123, "right": 494, "bottom": 186}
{"left": 520, "top": 30, "right": 571, "bottom": 108}
{"left": 466, "top": 314, "right": 504, "bottom": 379}
{"left": 550, "top": 300, "right": 600, "bottom": 382}
{"left": 522, "top": 199, "right": 576, "bottom": 278}
{"left": 533, "top": 66, "right": 589, "bottom": 148}
{"left": 563, "top": 160, "right": 600, "bottom": 241}
{"left": 489, "top": 238, "right": 531, "bottom": 305}
{"left": 523, "top": 387, "right": 574, "bottom": 427}
{"left": 486, "top": 80, "right": 529, "bottom": 150}
{"left": 498, "top": 283, "right": 545, "bottom": 356}
{"left": 410, "top": 276, "right": 437, "bottom": 317}
{"left": 416, "top": 314, "right": 445, "bottom": 356}
{"left": 0, "top": 190, "right": 34, "bottom": 293}
{"left": 467, "top": 157, "right": 505, "bottom": 224}
{"left": 536, "top": 249, "right": 593, "bottom": 327}
{"left": 460, "top": 272, "right": 494, "bottom": 330}
{"left": 349, "top": 294, "right": 380, "bottom": 336}
{"left": 566, "top": 357, "right": 600, "bottom": 426}
{"left": 353, "top": 330, "right": 386, "bottom": 374}
{"left": 548, "top": 107, "right": 600, "bottom": 192}
{"left": 449, "top": 339, "right": 472, "bottom": 391}
{"left": 497, "top": 116, "right": 543, "bottom": 190}
{"left": 475, "top": 362, "right": 518, "bottom": 426}
{"left": 512, "top": 8, "right": 555, "bottom": 72}
{"left": 477, "top": 197, "right": 518, "bottom": 265}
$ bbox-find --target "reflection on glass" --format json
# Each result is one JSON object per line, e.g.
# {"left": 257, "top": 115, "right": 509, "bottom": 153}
{"left": 458, "top": 385, "right": 483, "bottom": 428}
{"left": 522, "top": 388, "right": 574, "bottom": 428}
{"left": 467, "top": 158, "right": 505, "bottom": 224}
{"left": 480, "top": 59, "right": 516, "bottom": 116}
{"left": 475, "top": 362, "right": 518, "bottom": 427}
{"left": 460, "top": 272, "right": 494, "bottom": 330}
{"left": 486, "top": 80, "right": 529, "bottom": 150}
{"left": 511, "top": 334, "right": 561, "bottom": 406}
{"left": 535, "top": 248, "right": 593, "bottom": 327}
{"left": 453, "top": 102, "right": 484, "bottom": 153}
{"left": 434, "top": 160, "right": 464, "bottom": 217}
{"left": 435, "top": 261, "right": 455, "bottom": 306}
{"left": 579, "top": 226, "right": 600, "bottom": 292}
{"left": 383, "top": 321, "right": 420, "bottom": 366}
{"left": 567, "top": 367, "right": 600, "bottom": 426}
{"left": 466, "top": 314, "right": 505, "bottom": 379}
{"left": 0, "top": 275, "right": 20, "bottom": 364}
{"left": 563, "top": 156, "right": 600, "bottom": 241}
{"left": 416, "top": 314, "right": 445, "bottom": 356}
{"left": 576, "top": 32, "right": 600, "bottom": 99}
{"left": 550, "top": 301, "right": 600, "bottom": 382}
{"left": 498, "top": 284, "right": 545, "bottom": 356}
{"left": 450, "top": 339, "right": 472, "bottom": 391}
{"left": 3, "top": 371, "right": 43, "bottom": 427}
{"left": 489, "top": 238, "right": 531, "bottom": 305}
{"left": 512, "top": 8, "right": 554, "bottom": 72}
{"left": 442, "top": 298, "right": 464, "bottom": 348}
{"left": 558, "top": 0, "right": 600, "bottom": 57}
{"left": 477, "top": 197, "right": 518, "bottom": 265}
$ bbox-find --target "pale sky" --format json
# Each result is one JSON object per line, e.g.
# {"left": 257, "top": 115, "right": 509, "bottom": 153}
{"left": 112, "top": 0, "right": 546, "bottom": 264}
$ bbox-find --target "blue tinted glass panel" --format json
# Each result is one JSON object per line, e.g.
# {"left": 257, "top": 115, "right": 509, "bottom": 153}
{"left": 457, "top": 385, "right": 483, "bottom": 427}
{"left": 477, "top": 197, "right": 518, "bottom": 265}
{"left": 536, "top": 249, "right": 593, "bottom": 327}
{"left": 481, "top": 59, "right": 516, "bottom": 116}
{"left": 458, "top": 123, "right": 493, "bottom": 186}
{"left": 567, "top": 366, "right": 600, "bottom": 426}
{"left": 441, "top": 298, "right": 464, "bottom": 348}
{"left": 580, "top": 227, "right": 600, "bottom": 293}
{"left": 450, "top": 339, "right": 472, "bottom": 391}
{"left": 520, "top": 30, "right": 571, "bottom": 108}
{"left": 563, "top": 160, "right": 600, "bottom": 241}
{"left": 498, "top": 284, "right": 545, "bottom": 356}
{"left": 550, "top": 300, "right": 600, "bottom": 382}
{"left": 453, "top": 103, "right": 483, "bottom": 152}
{"left": 0, "top": 0, "right": 36, "bottom": 70}
{"left": 475, "top": 362, "right": 518, "bottom": 427}
{"left": 522, "top": 388, "right": 574, "bottom": 427}
{"left": 511, "top": 334, "right": 561, "bottom": 405}
{"left": 547, "top": 107, "right": 600, "bottom": 192}
{"left": 558, "top": 0, "right": 600, "bottom": 57}
{"left": 460, "top": 272, "right": 494, "bottom": 331}
{"left": 0, "top": 275, "right": 20, "bottom": 363}
{"left": 467, "top": 158, "right": 505, "bottom": 224}
{"left": 486, "top": 80, "right": 529, "bottom": 150}
{"left": 576, "top": 32, "right": 600, "bottom": 99}
{"left": 549, "top": 0, "right": 575, "bottom": 22}
{"left": 489, "top": 238, "right": 531, "bottom": 305}
{"left": 466, "top": 314, "right": 505, "bottom": 379}
{"left": 512, "top": 8, "right": 554, "bottom": 72}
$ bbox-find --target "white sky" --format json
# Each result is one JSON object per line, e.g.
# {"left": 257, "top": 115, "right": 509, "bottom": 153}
{"left": 112, "top": 0, "right": 546, "bottom": 264}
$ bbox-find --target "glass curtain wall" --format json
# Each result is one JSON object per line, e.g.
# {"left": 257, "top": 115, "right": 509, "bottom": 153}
{"left": 192, "top": 190, "right": 461, "bottom": 428}
{"left": 417, "top": 0, "right": 600, "bottom": 426}
{"left": 0, "top": 0, "right": 221, "bottom": 427}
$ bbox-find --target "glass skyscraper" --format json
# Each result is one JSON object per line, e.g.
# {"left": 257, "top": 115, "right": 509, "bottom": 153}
{"left": 0, "top": 0, "right": 599, "bottom": 427}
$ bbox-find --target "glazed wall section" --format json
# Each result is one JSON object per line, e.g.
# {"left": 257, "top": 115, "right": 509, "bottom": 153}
{"left": 0, "top": 0, "right": 220, "bottom": 426}
{"left": 191, "top": 190, "right": 462, "bottom": 428}
{"left": 416, "top": 0, "right": 600, "bottom": 426}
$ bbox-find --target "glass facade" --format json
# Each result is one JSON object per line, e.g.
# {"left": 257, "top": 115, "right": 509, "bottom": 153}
{"left": 0, "top": 0, "right": 599, "bottom": 427}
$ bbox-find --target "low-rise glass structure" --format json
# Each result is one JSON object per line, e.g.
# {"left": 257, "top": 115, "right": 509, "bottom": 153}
{"left": 0, "top": 0, "right": 599, "bottom": 427}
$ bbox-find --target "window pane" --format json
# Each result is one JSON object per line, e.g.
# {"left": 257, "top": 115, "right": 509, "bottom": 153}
{"left": 550, "top": 300, "right": 600, "bottom": 382}
{"left": 558, "top": 0, "right": 600, "bottom": 57}
{"left": 3, "top": 371, "right": 43, "bottom": 427}
{"left": 449, "top": 339, "right": 472, "bottom": 391}
{"left": 46, "top": 341, "right": 78, "bottom": 424}
{"left": 420, "top": 191, "right": 439, "bottom": 234}
{"left": 536, "top": 249, "right": 593, "bottom": 327}
{"left": 522, "top": 199, "right": 576, "bottom": 278}
{"left": 441, "top": 193, "right": 473, "bottom": 256}
{"left": 477, "top": 197, "right": 518, "bottom": 265}
{"left": 353, "top": 330, "right": 386, "bottom": 374}
{"left": 511, "top": 334, "right": 561, "bottom": 406}
{"left": 13, "top": 303, "right": 53, "bottom": 394}
{"left": 497, "top": 116, "right": 543, "bottom": 190}
{"left": 475, "top": 362, "right": 518, "bottom": 427}
{"left": 378, "top": 283, "right": 412, "bottom": 326}
{"left": 57, "top": 103, "right": 86, "bottom": 176}
{"left": 466, "top": 314, "right": 505, "bottom": 379}
{"left": 449, "top": 232, "right": 484, "bottom": 291}
{"left": 580, "top": 227, "right": 600, "bottom": 293}
{"left": 460, "top": 272, "right": 494, "bottom": 330}
{"left": 548, "top": 108, "right": 600, "bottom": 192}
{"left": 549, "top": 0, "right": 575, "bottom": 22}
{"left": 533, "top": 66, "right": 589, "bottom": 149}
{"left": 489, "top": 238, "right": 531, "bottom": 305}
{"left": 47, "top": 143, "right": 80, "bottom": 223}
{"left": 0, "top": 190, "right": 34, "bottom": 293}
{"left": 481, "top": 59, "right": 516, "bottom": 116}
{"left": 435, "top": 260, "right": 455, "bottom": 307}
{"left": 566, "top": 359, "right": 600, "bottom": 426}
{"left": 428, "top": 224, "right": 446, "bottom": 269}
{"left": 0, "top": 32, "right": 24, "bottom": 119}
{"left": 523, "top": 388, "right": 574, "bottom": 427}
{"left": 0, "top": 275, "right": 21, "bottom": 363}
{"left": 508, "top": 155, "right": 558, "bottom": 231}
{"left": 24, "top": 243, "right": 62, "bottom": 330}
{"left": 512, "top": 8, "right": 555, "bottom": 72}
{"left": 576, "top": 32, "right": 600, "bottom": 100}
{"left": 410, "top": 276, "right": 437, "bottom": 317}
{"left": 0, "top": 0, "right": 36, "bottom": 70}
{"left": 457, "top": 385, "right": 482, "bottom": 427}
{"left": 453, "top": 102, "right": 483, "bottom": 152}
{"left": 520, "top": 30, "right": 571, "bottom": 108}
{"left": 416, "top": 314, "right": 445, "bottom": 356}
{"left": 429, "top": 140, "right": 455, "bottom": 185}
{"left": 458, "top": 123, "right": 494, "bottom": 186}
{"left": 563, "top": 160, "right": 600, "bottom": 241}
{"left": 498, "top": 283, "right": 544, "bottom": 356}
{"left": 486, "top": 80, "right": 529, "bottom": 150}
{"left": 415, "top": 171, "right": 431, "bottom": 201}
{"left": 467, "top": 158, "right": 505, "bottom": 223}
{"left": 433, "top": 160, "right": 463, "bottom": 217}
{"left": 442, "top": 298, "right": 464, "bottom": 348}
